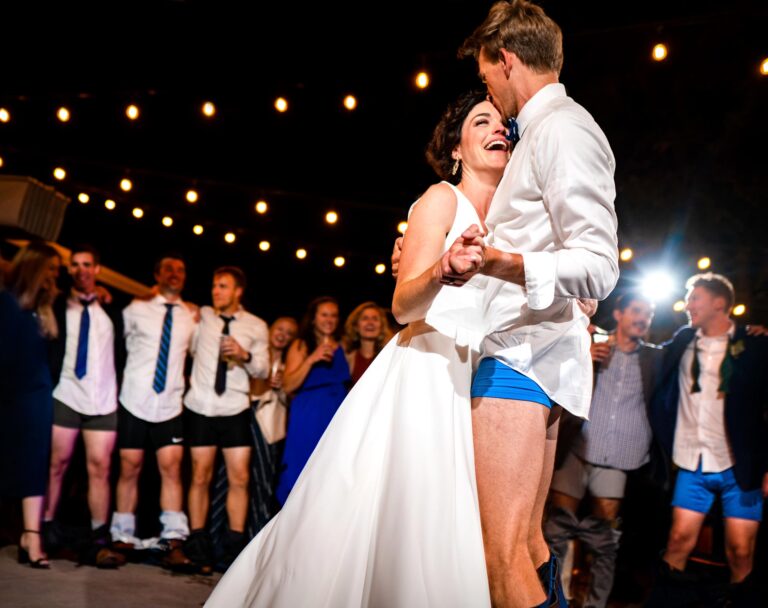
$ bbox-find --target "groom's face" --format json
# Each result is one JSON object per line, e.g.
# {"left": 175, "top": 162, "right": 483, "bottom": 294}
{"left": 478, "top": 48, "right": 516, "bottom": 119}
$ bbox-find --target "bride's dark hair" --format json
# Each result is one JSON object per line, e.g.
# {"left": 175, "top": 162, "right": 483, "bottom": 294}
{"left": 425, "top": 90, "right": 488, "bottom": 184}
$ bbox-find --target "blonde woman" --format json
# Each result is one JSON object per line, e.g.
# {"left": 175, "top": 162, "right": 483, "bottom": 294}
{"left": 342, "top": 302, "right": 392, "bottom": 386}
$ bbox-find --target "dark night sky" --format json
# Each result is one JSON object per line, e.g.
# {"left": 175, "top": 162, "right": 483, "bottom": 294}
{"left": 1, "top": 0, "right": 766, "bottom": 338}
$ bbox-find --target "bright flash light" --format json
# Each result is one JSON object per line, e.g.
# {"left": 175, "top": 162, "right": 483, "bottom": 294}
{"left": 259, "top": 240, "right": 271, "bottom": 251}
{"left": 275, "top": 97, "right": 288, "bottom": 112}
{"left": 733, "top": 304, "right": 746, "bottom": 316}
{"left": 334, "top": 256, "right": 346, "bottom": 268}
{"left": 202, "top": 101, "right": 216, "bottom": 117}
{"left": 397, "top": 221, "right": 408, "bottom": 234}
{"left": 224, "top": 232, "right": 236, "bottom": 244}
{"left": 57, "top": 107, "right": 71, "bottom": 122}
{"left": 619, "top": 248, "right": 633, "bottom": 262}
{"left": 673, "top": 300, "right": 686, "bottom": 313}
{"left": 78, "top": 193, "right": 90, "bottom": 204}
{"left": 325, "top": 211, "right": 338, "bottom": 224}
{"left": 186, "top": 189, "right": 198, "bottom": 203}
{"left": 0, "top": 108, "right": 10, "bottom": 123}
{"left": 255, "top": 200, "right": 268, "bottom": 214}
{"left": 132, "top": 207, "right": 144, "bottom": 219}
{"left": 104, "top": 199, "right": 116, "bottom": 210}
{"left": 697, "top": 257, "right": 711, "bottom": 270}
{"left": 760, "top": 58, "right": 768, "bottom": 76}
{"left": 343, "top": 95, "right": 357, "bottom": 110}
{"left": 415, "top": 72, "right": 430, "bottom": 89}
{"left": 53, "top": 167, "right": 66, "bottom": 180}
{"left": 193, "top": 224, "right": 204, "bottom": 235}
{"left": 641, "top": 271, "right": 675, "bottom": 302}
{"left": 162, "top": 216, "right": 173, "bottom": 227}
{"left": 652, "top": 44, "right": 668, "bottom": 61}
{"left": 0, "top": 156, "right": 4, "bottom": 167}
{"left": 126, "top": 104, "right": 140, "bottom": 120}
{"left": 120, "top": 178, "right": 132, "bottom": 192}
{"left": 296, "top": 248, "right": 307, "bottom": 260}
{"left": 375, "top": 263, "right": 386, "bottom": 274}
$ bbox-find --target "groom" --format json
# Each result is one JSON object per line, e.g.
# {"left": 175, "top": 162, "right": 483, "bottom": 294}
{"left": 394, "top": 2, "right": 618, "bottom": 605}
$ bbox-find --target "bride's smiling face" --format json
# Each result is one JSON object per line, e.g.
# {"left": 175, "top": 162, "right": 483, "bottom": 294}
{"left": 454, "top": 100, "right": 509, "bottom": 181}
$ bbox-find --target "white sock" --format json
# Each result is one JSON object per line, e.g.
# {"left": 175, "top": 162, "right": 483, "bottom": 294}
{"left": 159, "top": 511, "right": 189, "bottom": 540}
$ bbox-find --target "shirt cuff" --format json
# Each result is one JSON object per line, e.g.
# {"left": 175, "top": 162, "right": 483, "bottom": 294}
{"left": 522, "top": 251, "right": 556, "bottom": 310}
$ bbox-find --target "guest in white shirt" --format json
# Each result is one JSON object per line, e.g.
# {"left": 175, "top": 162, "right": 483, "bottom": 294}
{"left": 176, "top": 267, "right": 269, "bottom": 573}
{"left": 448, "top": 3, "right": 620, "bottom": 605}
{"left": 45, "top": 244, "right": 125, "bottom": 567}
{"left": 110, "top": 254, "right": 196, "bottom": 553}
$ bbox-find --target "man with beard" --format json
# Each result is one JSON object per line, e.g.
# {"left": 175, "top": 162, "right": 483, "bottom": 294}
{"left": 110, "top": 254, "right": 196, "bottom": 555}
{"left": 544, "top": 292, "right": 660, "bottom": 607}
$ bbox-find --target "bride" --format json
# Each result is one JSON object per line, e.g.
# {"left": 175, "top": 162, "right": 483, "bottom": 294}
{"left": 205, "top": 91, "right": 510, "bottom": 607}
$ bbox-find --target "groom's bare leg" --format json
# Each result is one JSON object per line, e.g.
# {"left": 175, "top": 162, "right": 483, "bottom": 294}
{"left": 472, "top": 396, "right": 549, "bottom": 607}
{"left": 528, "top": 405, "right": 561, "bottom": 567}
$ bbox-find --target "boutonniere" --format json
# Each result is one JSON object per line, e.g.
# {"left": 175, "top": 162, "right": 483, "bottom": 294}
{"left": 730, "top": 339, "right": 745, "bottom": 359}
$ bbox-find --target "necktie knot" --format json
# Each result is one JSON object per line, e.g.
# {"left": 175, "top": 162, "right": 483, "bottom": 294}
{"left": 506, "top": 117, "right": 520, "bottom": 144}
{"left": 79, "top": 298, "right": 93, "bottom": 307}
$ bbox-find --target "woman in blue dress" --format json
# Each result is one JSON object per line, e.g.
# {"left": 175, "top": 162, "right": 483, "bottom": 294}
{"left": 275, "top": 296, "right": 350, "bottom": 504}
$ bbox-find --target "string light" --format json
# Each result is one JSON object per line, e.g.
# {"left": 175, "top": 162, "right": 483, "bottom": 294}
{"left": 193, "top": 224, "right": 204, "bottom": 235}
{"left": 57, "top": 107, "right": 71, "bottom": 122}
{"left": 397, "top": 221, "right": 408, "bottom": 234}
{"left": 202, "top": 101, "right": 216, "bottom": 117}
{"left": 120, "top": 178, "right": 133, "bottom": 192}
{"left": 162, "top": 216, "right": 174, "bottom": 227}
{"left": 255, "top": 200, "right": 268, "bottom": 214}
{"left": 673, "top": 300, "right": 686, "bottom": 312}
{"left": 224, "top": 232, "right": 236, "bottom": 244}
{"left": 652, "top": 44, "right": 668, "bottom": 61}
{"left": 259, "top": 240, "right": 271, "bottom": 251}
{"left": 415, "top": 71, "right": 430, "bottom": 89}
{"left": 760, "top": 58, "right": 768, "bottom": 76}
{"left": 132, "top": 207, "right": 144, "bottom": 219}
{"left": 375, "top": 264, "right": 386, "bottom": 274}
{"left": 0, "top": 156, "right": 4, "bottom": 168}
{"left": 296, "top": 248, "right": 307, "bottom": 260}
{"left": 126, "top": 104, "right": 140, "bottom": 120}
{"left": 104, "top": 199, "right": 116, "bottom": 210}
{"left": 274, "top": 97, "right": 288, "bottom": 113}
{"left": 733, "top": 304, "right": 746, "bottom": 316}
{"left": 325, "top": 211, "right": 338, "bottom": 224}
{"left": 343, "top": 95, "right": 357, "bottom": 110}
{"left": 334, "top": 256, "right": 346, "bottom": 268}
{"left": 186, "top": 189, "right": 199, "bottom": 203}
{"left": 0, "top": 108, "right": 10, "bottom": 123}
{"left": 697, "top": 257, "right": 711, "bottom": 270}
{"left": 77, "top": 193, "right": 90, "bottom": 204}
{"left": 53, "top": 167, "right": 66, "bottom": 180}
{"left": 619, "top": 248, "right": 633, "bottom": 262}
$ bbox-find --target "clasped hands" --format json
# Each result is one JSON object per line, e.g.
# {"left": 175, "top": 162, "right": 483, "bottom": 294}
{"left": 438, "top": 225, "right": 486, "bottom": 286}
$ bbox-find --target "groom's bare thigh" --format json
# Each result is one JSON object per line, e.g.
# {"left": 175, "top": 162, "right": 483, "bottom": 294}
{"left": 472, "top": 396, "right": 550, "bottom": 549}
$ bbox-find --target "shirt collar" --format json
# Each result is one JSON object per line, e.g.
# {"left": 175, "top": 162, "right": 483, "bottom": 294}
{"left": 152, "top": 293, "right": 183, "bottom": 307}
{"left": 694, "top": 322, "right": 735, "bottom": 341}
{"left": 70, "top": 288, "right": 97, "bottom": 304}
{"left": 515, "top": 82, "right": 566, "bottom": 138}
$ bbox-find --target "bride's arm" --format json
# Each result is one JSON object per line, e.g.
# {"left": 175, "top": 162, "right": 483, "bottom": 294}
{"left": 391, "top": 184, "right": 458, "bottom": 325}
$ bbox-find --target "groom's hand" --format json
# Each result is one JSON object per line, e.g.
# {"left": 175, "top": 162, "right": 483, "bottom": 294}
{"left": 440, "top": 225, "right": 486, "bottom": 286}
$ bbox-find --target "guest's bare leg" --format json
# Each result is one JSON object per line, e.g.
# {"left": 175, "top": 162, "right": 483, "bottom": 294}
{"left": 223, "top": 447, "right": 252, "bottom": 532}
{"left": 83, "top": 429, "right": 117, "bottom": 524}
{"left": 45, "top": 425, "right": 80, "bottom": 519}
{"left": 21, "top": 496, "right": 48, "bottom": 562}
{"left": 723, "top": 518, "right": 760, "bottom": 583}
{"left": 188, "top": 446, "right": 217, "bottom": 529}
{"left": 156, "top": 445, "right": 184, "bottom": 511}
{"left": 116, "top": 449, "right": 144, "bottom": 513}
{"left": 473, "top": 396, "right": 549, "bottom": 607}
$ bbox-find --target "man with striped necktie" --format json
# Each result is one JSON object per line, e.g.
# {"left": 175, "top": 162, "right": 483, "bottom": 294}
{"left": 110, "top": 254, "right": 197, "bottom": 557}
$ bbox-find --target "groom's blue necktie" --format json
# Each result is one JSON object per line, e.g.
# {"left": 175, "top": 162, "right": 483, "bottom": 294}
{"left": 74, "top": 298, "right": 92, "bottom": 379}
{"left": 506, "top": 117, "right": 520, "bottom": 144}
{"left": 152, "top": 303, "right": 175, "bottom": 393}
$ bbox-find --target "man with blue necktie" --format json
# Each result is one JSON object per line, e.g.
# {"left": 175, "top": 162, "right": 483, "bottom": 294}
{"left": 45, "top": 244, "right": 126, "bottom": 567}
{"left": 110, "top": 254, "right": 197, "bottom": 555}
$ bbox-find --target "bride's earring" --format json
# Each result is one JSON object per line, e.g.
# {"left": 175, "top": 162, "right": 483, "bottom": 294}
{"left": 451, "top": 158, "right": 461, "bottom": 176}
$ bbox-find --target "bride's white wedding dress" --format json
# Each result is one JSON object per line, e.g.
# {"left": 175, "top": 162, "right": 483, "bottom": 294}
{"left": 205, "top": 183, "right": 493, "bottom": 608}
